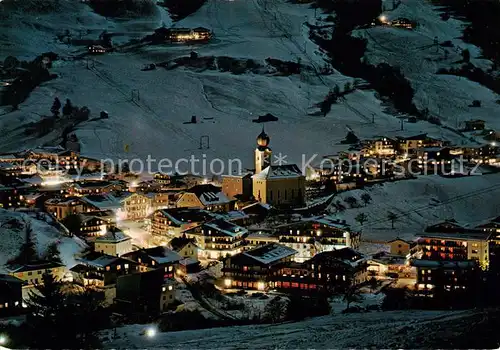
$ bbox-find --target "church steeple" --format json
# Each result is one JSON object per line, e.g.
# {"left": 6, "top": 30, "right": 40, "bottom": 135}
{"left": 255, "top": 126, "right": 272, "bottom": 174}
{"left": 257, "top": 126, "right": 270, "bottom": 148}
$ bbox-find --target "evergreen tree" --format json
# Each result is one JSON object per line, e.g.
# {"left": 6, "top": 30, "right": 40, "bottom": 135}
{"left": 10, "top": 220, "right": 38, "bottom": 265}
{"left": 333, "top": 84, "right": 341, "bottom": 96}
{"left": 50, "top": 97, "right": 61, "bottom": 117}
{"left": 44, "top": 242, "right": 62, "bottom": 263}
{"left": 62, "top": 98, "right": 73, "bottom": 116}
{"left": 264, "top": 296, "right": 287, "bottom": 323}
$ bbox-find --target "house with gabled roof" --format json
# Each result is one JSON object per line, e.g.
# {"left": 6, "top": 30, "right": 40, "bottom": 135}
{"left": 94, "top": 228, "right": 132, "bottom": 257}
{"left": 182, "top": 218, "right": 248, "bottom": 259}
{"left": 221, "top": 243, "right": 297, "bottom": 290}
{"left": 176, "top": 184, "right": 233, "bottom": 212}
{"left": 151, "top": 207, "right": 215, "bottom": 236}
{"left": 122, "top": 246, "right": 182, "bottom": 278}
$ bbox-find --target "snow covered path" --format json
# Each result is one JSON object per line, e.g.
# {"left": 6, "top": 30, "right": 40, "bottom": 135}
{"left": 104, "top": 309, "right": 477, "bottom": 349}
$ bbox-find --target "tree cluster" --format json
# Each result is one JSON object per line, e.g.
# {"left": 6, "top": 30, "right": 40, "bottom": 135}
{"left": 25, "top": 273, "right": 109, "bottom": 349}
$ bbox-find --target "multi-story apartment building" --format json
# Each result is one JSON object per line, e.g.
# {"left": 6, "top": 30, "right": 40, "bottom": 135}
{"left": 415, "top": 230, "right": 491, "bottom": 269}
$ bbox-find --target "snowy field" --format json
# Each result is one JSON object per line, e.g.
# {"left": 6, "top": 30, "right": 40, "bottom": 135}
{"left": 103, "top": 308, "right": 478, "bottom": 348}
{"left": 331, "top": 173, "right": 500, "bottom": 241}
{"left": 354, "top": 0, "right": 500, "bottom": 129}
{"left": 0, "top": 209, "right": 86, "bottom": 272}
{"left": 0, "top": 0, "right": 478, "bottom": 169}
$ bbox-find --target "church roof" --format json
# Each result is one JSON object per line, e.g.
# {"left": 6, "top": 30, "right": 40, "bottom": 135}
{"left": 252, "top": 164, "right": 303, "bottom": 180}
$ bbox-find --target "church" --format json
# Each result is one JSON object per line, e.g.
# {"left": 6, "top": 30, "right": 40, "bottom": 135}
{"left": 222, "top": 128, "right": 306, "bottom": 207}
{"left": 252, "top": 128, "right": 306, "bottom": 207}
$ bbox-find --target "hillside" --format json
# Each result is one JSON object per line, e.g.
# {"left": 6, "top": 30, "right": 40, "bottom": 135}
{"left": 0, "top": 209, "right": 86, "bottom": 272}
{"left": 103, "top": 309, "right": 489, "bottom": 348}
{"left": 0, "top": 0, "right": 482, "bottom": 168}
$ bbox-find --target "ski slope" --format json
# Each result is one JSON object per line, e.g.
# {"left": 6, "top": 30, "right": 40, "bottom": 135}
{"left": 332, "top": 173, "right": 500, "bottom": 242}
{"left": 0, "top": 0, "right": 477, "bottom": 170}
{"left": 354, "top": 0, "right": 500, "bottom": 129}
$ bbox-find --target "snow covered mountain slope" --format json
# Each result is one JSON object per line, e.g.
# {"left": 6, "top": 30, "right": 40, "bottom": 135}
{"left": 0, "top": 209, "right": 86, "bottom": 272}
{"left": 0, "top": 0, "right": 478, "bottom": 168}
{"left": 330, "top": 173, "right": 500, "bottom": 244}
{"left": 354, "top": 0, "right": 499, "bottom": 129}
{"left": 104, "top": 309, "right": 480, "bottom": 349}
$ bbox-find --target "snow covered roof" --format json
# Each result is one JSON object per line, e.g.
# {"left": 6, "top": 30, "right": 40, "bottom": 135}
{"left": 73, "top": 180, "right": 113, "bottom": 190}
{"left": 252, "top": 164, "right": 303, "bottom": 180}
{"left": 243, "top": 243, "right": 296, "bottom": 265}
{"left": 139, "top": 246, "right": 182, "bottom": 265}
{"left": 45, "top": 196, "right": 81, "bottom": 206}
{"left": 79, "top": 254, "right": 122, "bottom": 268}
{"left": 157, "top": 208, "right": 214, "bottom": 226}
{"left": 95, "top": 229, "right": 131, "bottom": 243}
{"left": 6, "top": 260, "right": 65, "bottom": 273}
{"left": 199, "top": 191, "right": 231, "bottom": 206}
{"left": 0, "top": 274, "right": 24, "bottom": 284}
{"left": 80, "top": 194, "right": 121, "bottom": 210}
{"left": 203, "top": 219, "right": 247, "bottom": 238}
{"left": 418, "top": 231, "right": 491, "bottom": 241}
{"left": 411, "top": 260, "right": 477, "bottom": 269}
{"left": 306, "top": 215, "right": 350, "bottom": 230}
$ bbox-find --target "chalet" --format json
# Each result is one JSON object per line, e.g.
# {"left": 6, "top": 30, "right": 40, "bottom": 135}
{"left": 71, "top": 252, "right": 139, "bottom": 305}
{"left": 221, "top": 243, "right": 297, "bottom": 290}
{"left": 45, "top": 197, "right": 84, "bottom": 220}
{"left": 94, "top": 228, "right": 133, "bottom": 257}
{"left": 168, "top": 236, "right": 199, "bottom": 260}
{"left": 71, "top": 252, "right": 139, "bottom": 287}
{"left": 27, "top": 146, "right": 76, "bottom": 162}
{"left": 388, "top": 238, "right": 416, "bottom": 256}
{"left": 397, "top": 133, "right": 444, "bottom": 155}
{"left": 169, "top": 27, "right": 212, "bottom": 42}
{"left": 390, "top": 17, "right": 414, "bottom": 29}
{"left": 115, "top": 268, "right": 176, "bottom": 315}
{"left": 74, "top": 213, "right": 109, "bottom": 238}
{"left": 464, "top": 119, "right": 485, "bottom": 131}
{"left": 176, "top": 184, "right": 233, "bottom": 212}
{"left": 305, "top": 247, "right": 368, "bottom": 289}
{"left": 245, "top": 230, "right": 278, "bottom": 249}
{"left": 122, "top": 246, "right": 182, "bottom": 278}
{"left": 151, "top": 207, "right": 214, "bottom": 236}
{"left": 88, "top": 44, "right": 109, "bottom": 54}
{"left": 361, "top": 137, "right": 397, "bottom": 157}
{"left": 412, "top": 259, "right": 480, "bottom": 296}
{"left": 80, "top": 193, "right": 121, "bottom": 213}
{"left": 70, "top": 180, "right": 115, "bottom": 196}
{"left": 275, "top": 216, "right": 360, "bottom": 262}
{"left": 6, "top": 261, "right": 66, "bottom": 286}
{"left": 461, "top": 144, "right": 498, "bottom": 164}
{"left": 182, "top": 218, "right": 248, "bottom": 259}
{"left": 0, "top": 274, "right": 24, "bottom": 315}
{"left": 118, "top": 192, "right": 152, "bottom": 220}
{"left": 240, "top": 202, "right": 271, "bottom": 222}
{"left": 367, "top": 252, "right": 414, "bottom": 278}
{"left": 416, "top": 147, "right": 456, "bottom": 173}
{"left": 153, "top": 172, "right": 171, "bottom": 185}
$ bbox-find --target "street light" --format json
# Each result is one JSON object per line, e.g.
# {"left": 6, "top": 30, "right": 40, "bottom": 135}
{"left": 0, "top": 334, "right": 8, "bottom": 346}
{"left": 146, "top": 327, "right": 157, "bottom": 338}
